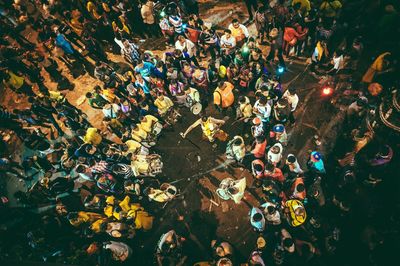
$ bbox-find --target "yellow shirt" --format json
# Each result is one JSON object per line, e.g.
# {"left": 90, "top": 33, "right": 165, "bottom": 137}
{"left": 131, "top": 155, "right": 149, "bottom": 175}
{"left": 87, "top": 1, "right": 101, "bottom": 20}
{"left": 154, "top": 97, "right": 173, "bottom": 115}
{"left": 292, "top": 0, "right": 311, "bottom": 15}
{"left": 101, "top": 89, "right": 116, "bottom": 103}
{"left": 132, "top": 125, "right": 148, "bottom": 142}
{"left": 5, "top": 71, "right": 24, "bottom": 89}
{"left": 83, "top": 128, "right": 102, "bottom": 146}
{"left": 125, "top": 140, "right": 142, "bottom": 153}
{"left": 240, "top": 101, "right": 253, "bottom": 118}
{"left": 141, "top": 115, "right": 158, "bottom": 133}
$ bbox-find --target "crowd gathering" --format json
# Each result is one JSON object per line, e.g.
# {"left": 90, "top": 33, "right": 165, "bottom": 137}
{"left": 0, "top": 0, "right": 399, "bottom": 265}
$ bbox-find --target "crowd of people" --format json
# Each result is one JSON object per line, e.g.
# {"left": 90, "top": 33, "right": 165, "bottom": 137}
{"left": 0, "top": 0, "right": 399, "bottom": 265}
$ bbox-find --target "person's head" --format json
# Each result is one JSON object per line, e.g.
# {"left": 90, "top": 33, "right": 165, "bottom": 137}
{"left": 85, "top": 92, "right": 93, "bottom": 99}
{"left": 271, "top": 144, "right": 281, "bottom": 154}
{"left": 201, "top": 116, "right": 208, "bottom": 122}
{"left": 259, "top": 95, "right": 267, "bottom": 105}
{"left": 173, "top": 49, "right": 182, "bottom": 57}
{"left": 296, "top": 183, "right": 305, "bottom": 192}
{"left": 265, "top": 163, "right": 275, "bottom": 173}
{"left": 178, "top": 35, "right": 185, "bottom": 43}
{"left": 218, "top": 81, "right": 225, "bottom": 89}
{"left": 158, "top": 94, "right": 164, "bottom": 101}
{"left": 287, "top": 154, "right": 296, "bottom": 164}
{"left": 85, "top": 144, "right": 96, "bottom": 155}
{"left": 224, "top": 29, "right": 232, "bottom": 38}
{"left": 255, "top": 135, "right": 266, "bottom": 143}
{"left": 253, "top": 212, "right": 263, "bottom": 222}
{"left": 254, "top": 163, "right": 263, "bottom": 172}
{"left": 283, "top": 238, "right": 294, "bottom": 248}
{"left": 267, "top": 205, "right": 276, "bottom": 214}
{"left": 288, "top": 87, "right": 296, "bottom": 95}
{"left": 75, "top": 164, "right": 87, "bottom": 173}
{"left": 232, "top": 19, "right": 239, "bottom": 28}
{"left": 238, "top": 96, "right": 246, "bottom": 104}
{"left": 86, "top": 242, "right": 100, "bottom": 255}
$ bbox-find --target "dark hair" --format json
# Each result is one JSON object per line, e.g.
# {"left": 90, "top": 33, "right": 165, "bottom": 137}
{"left": 253, "top": 212, "right": 263, "bottom": 222}
{"left": 287, "top": 155, "right": 296, "bottom": 163}
{"left": 267, "top": 205, "right": 275, "bottom": 214}
{"left": 296, "top": 183, "right": 305, "bottom": 192}
{"left": 283, "top": 238, "right": 293, "bottom": 247}
{"left": 224, "top": 29, "right": 232, "bottom": 34}
{"left": 232, "top": 19, "right": 239, "bottom": 24}
{"left": 86, "top": 92, "right": 93, "bottom": 98}
{"left": 259, "top": 96, "right": 267, "bottom": 105}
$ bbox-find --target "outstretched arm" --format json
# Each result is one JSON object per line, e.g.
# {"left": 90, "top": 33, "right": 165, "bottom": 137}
{"left": 182, "top": 118, "right": 201, "bottom": 138}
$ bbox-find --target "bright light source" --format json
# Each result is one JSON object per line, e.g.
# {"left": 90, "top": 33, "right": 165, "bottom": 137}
{"left": 160, "top": 11, "right": 166, "bottom": 17}
{"left": 182, "top": 23, "right": 187, "bottom": 30}
{"left": 242, "top": 46, "right": 249, "bottom": 53}
{"left": 277, "top": 66, "right": 285, "bottom": 74}
{"left": 322, "top": 87, "right": 333, "bottom": 96}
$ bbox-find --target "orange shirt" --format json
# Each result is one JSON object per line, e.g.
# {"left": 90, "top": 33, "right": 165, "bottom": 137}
{"left": 214, "top": 82, "right": 234, "bottom": 108}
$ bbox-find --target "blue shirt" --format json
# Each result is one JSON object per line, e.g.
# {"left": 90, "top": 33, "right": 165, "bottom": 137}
{"left": 134, "top": 79, "right": 151, "bottom": 94}
{"left": 134, "top": 62, "right": 155, "bottom": 79}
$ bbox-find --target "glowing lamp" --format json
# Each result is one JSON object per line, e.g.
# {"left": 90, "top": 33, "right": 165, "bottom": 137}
{"left": 160, "top": 11, "right": 166, "bottom": 17}
{"left": 242, "top": 46, "right": 249, "bottom": 54}
{"left": 182, "top": 23, "right": 188, "bottom": 30}
{"left": 322, "top": 87, "right": 333, "bottom": 96}
{"left": 277, "top": 66, "right": 285, "bottom": 74}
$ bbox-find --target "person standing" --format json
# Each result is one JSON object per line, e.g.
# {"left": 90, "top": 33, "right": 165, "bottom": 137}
{"left": 253, "top": 95, "right": 272, "bottom": 131}
{"left": 141, "top": 0, "right": 159, "bottom": 38}
{"left": 282, "top": 87, "right": 299, "bottom": 124}
{"left": 214, "top": 81, "right": 235, "bottom": 113}
{"left": 244, "top": 0, "right": 258, "bottom": 21}
{"left": 228, "top": 19, "right": 250, "bottom": 47}
{"left": 175, "top": 35, "right": 199, "bottom": 67}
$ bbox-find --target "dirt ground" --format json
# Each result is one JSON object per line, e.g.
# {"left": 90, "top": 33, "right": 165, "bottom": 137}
{"left": 0, "top": 0, "right": 355, "bottom": 264}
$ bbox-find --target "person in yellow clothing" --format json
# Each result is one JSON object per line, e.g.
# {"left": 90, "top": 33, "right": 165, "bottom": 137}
{"left": 284, "top": 199, "right": 307, "bottom": 227}
{"left": 86, "top": 1, "right": 101, "bottom": 20}
{"left": 101, "top": 88, "right": 118, "bottom": 103}
{"left": 140, "top": 114, "right": 159, "bottom": 133}
{"left": 83, "top": 127, "right": 103, "bottom": 146}
{"left": 182, "top": 116, "right": 228, "bottom": 142}
{"left": 2, "top": 70, "right": 34, "bottom": 96}
{"left": 228, "top": 19, "right": 249, "bottom": 46}
{"left": 362, "top": 52, "right": 392, "bottom": 83}
{"left": 124, "top": 139, "right": 148, "bottom": 155}
{"left": 292, "top": 0, "right": 311, "bottom": 16}
{"left": 237, "top": 95, "right": 253, "bottom": 123}
{"left": 320, "top": 0, "right": 342, "bottom": 19}
{"left": 154, "top": 94, "right": 174, "bottom": 116}
{"left": 214, "top": 81, "right": 235, "bottom": 113}
{"left": 67, "top": 211, "right": 105, "bottom": 227}
{"left": 131, "top": 124, "right": 148, "bottom": 143}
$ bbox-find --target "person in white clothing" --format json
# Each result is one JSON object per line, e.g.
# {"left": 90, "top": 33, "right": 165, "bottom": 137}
{"left": 282, "top": 87, "right": 299, "bottom": 124}
{"left": 220, "top": 29, "right": 236, "bottom": 55}
{"left": 253, "top": 96, "right": 271, "bottom": 130}
{"left": 228, "top": 19, "right": 249, "bottom": 45}
{"left": 175, "top": 35, "right": 199, "bottom": 66}
{"left": 261, "top": 201, "right": 282, "bottom": 225}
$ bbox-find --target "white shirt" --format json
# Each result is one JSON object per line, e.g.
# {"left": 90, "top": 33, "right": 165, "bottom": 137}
{"left": 333, "top": 55, "right": 344, "bottom": 70}
{"left": 261, "top": 202, "right": 281, "bottom": 225}
{"left": 283, "top": 90, "right": 299, "bottom": 111}
{"left": 253, "top": 100, "right": 271, "bottom": 121}
{"left": 175, "top": 39, "right": 196, "bottom": 57}
{"left": 220, "top": 35, "right": 236, "bottom": 49}
{"left": 228, "top": 23, "right": 250, "bottom": 38}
